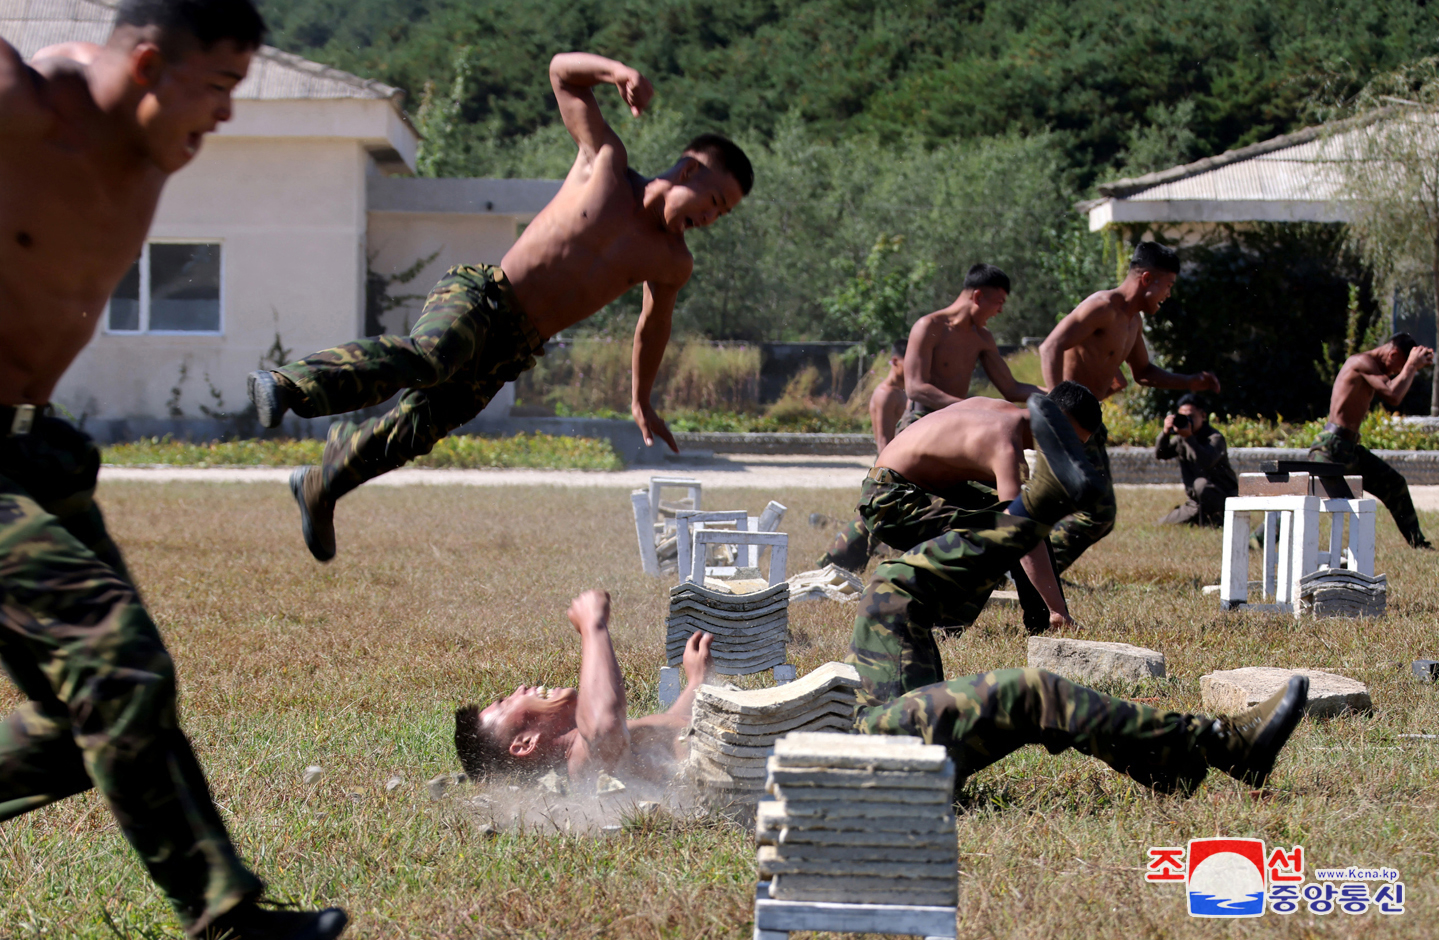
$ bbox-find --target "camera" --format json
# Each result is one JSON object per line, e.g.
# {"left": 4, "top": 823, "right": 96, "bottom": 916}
{"left": 1171, "top": 413, "right": 1190, "bottom": 430}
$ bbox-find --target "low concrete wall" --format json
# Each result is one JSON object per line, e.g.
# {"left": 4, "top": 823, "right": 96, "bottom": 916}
{"left": 673, "top": 432, "right": 876, "bottom": 456}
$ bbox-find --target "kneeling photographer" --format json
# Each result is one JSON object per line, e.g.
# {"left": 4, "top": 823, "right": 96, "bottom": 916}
{"left": 1155, "top": 394, "right": 1237, "bottom": 527}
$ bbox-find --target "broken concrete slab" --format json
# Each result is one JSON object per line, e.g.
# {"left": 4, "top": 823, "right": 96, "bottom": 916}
{"left": 772, "top": 732, "right": 950, "bottom": 773}
{"left": 766, "top": 784, "right": 955, "bottom": 805}
{"left": 770, "top": 874, "right": 957, "bottom": 907}
{"left": 766, "top": 765, "right": 957, "bottom": 791}
{"left": 758, "top": 846, "right": 957, "bottom": 879}
{"left": 1200, "top": 666, "right": 1373, "bottom": 718}
{"left": 758, "top": 842, "right": 957, "bottom": 865}
{"left": 1027, "top": 636, "right": 1165, "bottom": 683}
{"left": 758, "top": 803, "right": 954, "bottom": 834}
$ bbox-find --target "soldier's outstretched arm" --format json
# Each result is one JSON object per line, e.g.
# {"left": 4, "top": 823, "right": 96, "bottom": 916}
{"left": 631, "top": 277, "right": 687, "bottom": 453}
{"left": 1126, "top": 330, "right": 1220, "bottom": 392}
{"left": 549, "top": 52, "right": 651, "bottom": 165}
{"left": 979, "top": 338, "right": 1043, "bottom": 402}
{"left": 566, "top": 590, "right": 630, "bottom": 775}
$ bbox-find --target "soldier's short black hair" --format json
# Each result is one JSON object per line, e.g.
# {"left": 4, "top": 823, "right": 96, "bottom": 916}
{"left": 1047, "top": 380, "right": 1102, "bottom": 433}
{"left": 684, "top": 134, "right": 754, "bottom": 196}
{"left": 962, "top": 263, "right": 1011, "bottom": 293}
{"left": 454, "top": 704, "right": 519, "bottom": 782}
{"left": 891, "top": 338, "right": 908, "bottom": 358}
{"left": 1388, "top": 332, "right": 1418, "bottom": 357}
{"left": 1129, "top": 241, "right": 1180, "bottom": 275}
{"left": 114, "top": 0, "right": 266, "bottom": 54}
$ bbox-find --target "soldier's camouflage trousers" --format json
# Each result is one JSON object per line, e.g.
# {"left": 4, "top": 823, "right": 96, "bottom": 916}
{"left": 855, "top": 667, "right": 1212, "bottom": 792}
{"left": 276, "top": 264, "right": 546, "bottom": 500}
{"left": 816, "top": 471, "right": 997, "bottom": 572}
{"left": 845, "top": 507, "right": 1052, "bottom": 706}
{"left": 0, "top": 416, "right": 262, "bottom": 930}
{"left": 1048, "top": 422, "right": 1116, "bottom": 574}
{"left": 844, "top": 499, "right": 1211, "bottom": 790}
{"left": 1311, "top": 431, "right": 1429, "bottom": 548}
{"left": 819, "top": 469, "right": 1063, "bottom": 631}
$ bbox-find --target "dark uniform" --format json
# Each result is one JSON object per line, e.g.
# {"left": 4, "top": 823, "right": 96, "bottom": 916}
{"left": 0, "top": 409, "right": 263, "bottom": 932}
{"left": 1155, "top": 421, "right": 1238, "bottom": 527}
{"left": 1047, "top": 422, "right": 1116, "bottom": 574}
{"left": 274, "top": 264, "right": 545, "bottom": 502}
{"left": 846, "top": 453, "right": 1216, "bottom": 793}
{"left": 1311, "top": 425, "right": 1429, "bottom": 548}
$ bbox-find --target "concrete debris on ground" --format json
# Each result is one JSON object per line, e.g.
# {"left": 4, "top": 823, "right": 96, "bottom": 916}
{"left": 787, "top": 564, "right": 864, "bottom": 603}
{"left": 684, "top": 663, "right": 860, "bottom": 800}
{"left": 1027, "top": 636, "right": 1166, "bottom": 684}
{"left": 1298, "top": 569, "right": 1387, "bottom": 618}
{"left": 1414, "top": 659, "right": 1439, "bottom": 683}
{"left": 757, "top": 731, "right": 958, "bottom": 906}
{"left": 666, "top": 581, "right": 791, "bottom": 674}
{"left": 302, "top": 765, "right": 323, "bottom": 785}
{"left": 1200, "top": 666, "right": 1373, "bottom": 718}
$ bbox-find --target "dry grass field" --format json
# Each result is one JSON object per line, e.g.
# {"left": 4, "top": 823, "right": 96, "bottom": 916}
{"left": 1, "top": 481, "right": 1436, "bottom": 939}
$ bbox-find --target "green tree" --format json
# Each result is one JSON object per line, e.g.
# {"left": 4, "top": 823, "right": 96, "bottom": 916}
{"left": 821, "top": 235, "right": 934, "bottom": 359}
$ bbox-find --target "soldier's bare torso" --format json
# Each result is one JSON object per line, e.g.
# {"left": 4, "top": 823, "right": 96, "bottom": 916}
{"left": 501, "top": 150, "right": 692, "bottom": 339}
{"left": 1328, "top": 355, "right": 1383, "bottom": 431}
{"left": 1056, "top": 289, "right": 1141, "bottom": 400}
{"left": 909, "top": 311, "right": 991, "bottom": 399}
{"left": 0, "top": 53, "right": 164, "bottom": 405}
{"left": 878, "top": 398, "right": 1029, "bottom": 496}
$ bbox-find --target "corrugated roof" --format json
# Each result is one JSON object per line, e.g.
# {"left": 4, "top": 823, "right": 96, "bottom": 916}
{"left": 1094, "top": 116, "right": 1380, "bottom": 204}
{"left": 0, "top": 0, "right": 403, "bottom": 102}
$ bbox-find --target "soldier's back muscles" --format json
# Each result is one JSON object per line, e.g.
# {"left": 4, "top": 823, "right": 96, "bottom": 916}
{"left": 501, "top": 152, "right": 691, "bottom": 338}
{"left": 0, "top": 45, "right": 163, "bottom": 404}
{"left": 1329, "top": 356, "right": 1380, "bottom": 429}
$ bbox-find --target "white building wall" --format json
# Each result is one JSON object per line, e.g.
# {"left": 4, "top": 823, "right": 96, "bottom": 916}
{"left": 53, "top": 136, "right": 369, "bottom": 421}
{"left": 365, "top": 212, "right": 521, "bottom": 334}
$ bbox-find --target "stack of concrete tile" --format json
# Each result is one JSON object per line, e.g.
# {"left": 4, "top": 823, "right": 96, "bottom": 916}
{"left": 666, "top": 581, "right": 790, "bottom": 674}
{"left": 685, "top": 663, "right": 860, "bottom": 797}
{"left": 1298, "top": 569, "right": 1386, "bottom": 618}
{"left": 757, "top": 732, "right": 957, "bottom": 907}
{"left": 787, "top": 564, "right": 864, "bottom": 603}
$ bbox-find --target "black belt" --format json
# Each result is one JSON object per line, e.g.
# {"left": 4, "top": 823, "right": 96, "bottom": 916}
{"left": 1323, "top": 422, "right": 1360, "bottom": 443}
{"left": 1, "top": 404, "right": 41, "bottom": 437}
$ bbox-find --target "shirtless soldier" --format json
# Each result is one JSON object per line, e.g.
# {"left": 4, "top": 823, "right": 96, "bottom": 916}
{"left": 847, "top": 388, "right": 1309, "bottom": 793}
{"left": 248, "top": 53, "right": 753, "bottom": 561}
{"left": 1038, "top": 241, "right": 1220, "bottom": 573}
{"left": 454, "top": 590, "right": 714, "bottom": 782}
{"left": 1311, "top": 332, "right": 1434, "bottom": 548}
{"left": 818, "top": 263, "right": 1040, "bottom": 573}
{"left": 0, "top": 2, "right": 345, "bottom": 937}
{"left": 898, "top": 262, "right": 1043, "bottom": 432}
{"left": 868, "top": 338, "right": 909, "bottom": 453}
{"left": 854, "top": 388, "right": 1096, "bottom": 633}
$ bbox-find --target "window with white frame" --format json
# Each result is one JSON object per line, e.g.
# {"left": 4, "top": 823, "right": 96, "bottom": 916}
{"left": 108, "top": 242, "right": 222, "bottom": 333}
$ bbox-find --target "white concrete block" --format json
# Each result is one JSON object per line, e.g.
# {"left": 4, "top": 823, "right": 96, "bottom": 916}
{"left": 1027, "top": 636, "right": 1166, "bottom": 683}
{"left": 1199, "top": 666, "right": 1372, "bottom": 718}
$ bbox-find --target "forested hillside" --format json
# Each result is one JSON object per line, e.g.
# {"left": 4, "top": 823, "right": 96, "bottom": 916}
{"left": 257, "top": 0, "right": 1439, "bottom": 180}
{"left": 254, "top": 0, "right": 1439, "bottom": 414}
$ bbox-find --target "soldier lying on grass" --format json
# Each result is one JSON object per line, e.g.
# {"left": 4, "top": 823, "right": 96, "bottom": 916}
{"left": 847, "top": 391, "right": 1310, "bottom": 794}
{"left": 454, "top": 590, "right": 714, "bottom": 783}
